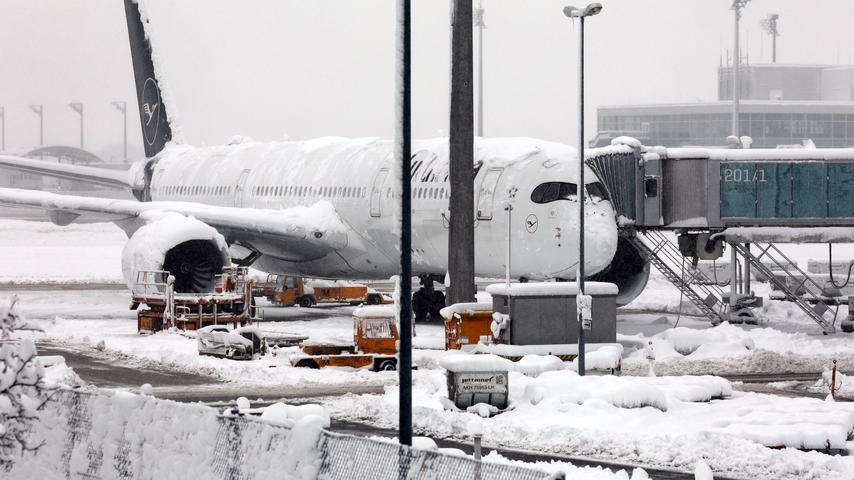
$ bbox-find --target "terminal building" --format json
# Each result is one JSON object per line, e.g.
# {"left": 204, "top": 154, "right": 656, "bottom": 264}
{"left": 595, "top": 64, "right": 854, "bottom": 148}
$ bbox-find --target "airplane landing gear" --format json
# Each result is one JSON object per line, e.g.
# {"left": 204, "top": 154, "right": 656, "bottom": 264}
{"left": 413, "top": 275, "right": 445, "bottom": 323}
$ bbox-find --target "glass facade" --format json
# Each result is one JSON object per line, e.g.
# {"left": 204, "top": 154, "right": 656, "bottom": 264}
{"left": 598, "top": 111, "right": 854, "bottom": 148}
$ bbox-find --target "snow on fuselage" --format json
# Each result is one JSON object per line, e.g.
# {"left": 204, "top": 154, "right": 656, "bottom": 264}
{"left": 147, "top": 137, "right": 618, "bottom": 280}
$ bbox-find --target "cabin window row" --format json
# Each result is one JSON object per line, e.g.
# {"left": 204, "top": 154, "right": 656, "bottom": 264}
{"left": 156, "top": 185, "right": 233, "bottom": 196}
{"left": 253, "top": 185, "right": 368, "bottom": 198}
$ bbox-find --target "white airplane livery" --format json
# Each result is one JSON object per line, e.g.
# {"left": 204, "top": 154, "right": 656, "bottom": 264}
{"left": 0, "top": 0, "right": 650, "bottom": 319}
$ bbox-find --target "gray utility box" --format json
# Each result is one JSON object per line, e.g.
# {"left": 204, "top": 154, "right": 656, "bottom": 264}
{"left": 446, "top": 370, "right": 509, "bottom": 410}
{"left": 486, "top": 282, "right": 617, "bottom": 345}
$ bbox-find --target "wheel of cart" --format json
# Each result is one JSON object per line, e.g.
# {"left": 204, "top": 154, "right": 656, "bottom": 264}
{"left": 373, "top": 357, "right": 398, "bottom": 371}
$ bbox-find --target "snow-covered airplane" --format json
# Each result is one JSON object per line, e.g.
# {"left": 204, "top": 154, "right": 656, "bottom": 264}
{"left": 0, "top": 0, "right": 649, "bottom": 319}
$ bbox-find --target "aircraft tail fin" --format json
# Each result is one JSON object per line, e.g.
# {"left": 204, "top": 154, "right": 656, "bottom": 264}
{"left": 123, "top": 0, "right": 173, "bottom": 158}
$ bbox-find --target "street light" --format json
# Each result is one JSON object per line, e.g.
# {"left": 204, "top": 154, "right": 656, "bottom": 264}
{"left": 112, "top": 101, "right": 128, "bottom": 163}
{"left": 28, "top": 104, "right": 44, "bottom": 146}
{"left": 69, "top": 102, "right": 84, "bottom": 149}
{"left": 563, "top": 2, "right": 601, "bottom": 377}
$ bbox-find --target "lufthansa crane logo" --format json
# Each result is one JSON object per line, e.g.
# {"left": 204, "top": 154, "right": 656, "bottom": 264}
{"left": 141, "top": 77, "right": 161, "bottom": 146}
{"left": 525, "top": 214, "right": 538, "bottom": 233}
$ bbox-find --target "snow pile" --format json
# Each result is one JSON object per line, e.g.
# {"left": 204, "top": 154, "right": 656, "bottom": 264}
{"left": 707, "top": 398, "right": 854, "bottom": 449}
{"left": 621, "top": 322, "right": 854, "bottom": 376}
{"left": 352, "top": 305, "right": 395, "bottom": 318}
{"left": 439, "top": 354, "right": 516, "bottom": 373}
{"left": 7, "top": 389, "right": 324, "bottom": 479}
{"left": 325, "top": 368, "right": 854, "bottom": 479}
{"left": 515, "top": 355, "right": 566, "bottom": 376}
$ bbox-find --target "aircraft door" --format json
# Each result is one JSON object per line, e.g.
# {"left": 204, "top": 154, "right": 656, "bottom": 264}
{"left": 476, "top": 168, "right": 504, "bottom": 220}
{"left": 370, "top": 168, "right": 389, "bottom": 217}
{"left": 234, "top": 169, "right": 251, "bottom": 207}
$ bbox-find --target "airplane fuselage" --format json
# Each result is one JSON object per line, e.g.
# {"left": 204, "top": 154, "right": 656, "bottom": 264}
{"left": 147, "top": 137, "right": 619, "bottom": 281}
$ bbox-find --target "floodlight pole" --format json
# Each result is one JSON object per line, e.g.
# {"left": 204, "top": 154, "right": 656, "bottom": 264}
{"left": 564, "top": 3, "right": 601, "bottom": 377}
{"left": 29, "top": 104, "right": 44, "bottom": 146}
{"left": 396, "top": 0, "right": 413, "bottom": 448}
{"left": 69, "top": 102, "right": 84, "bottom": 149}
{"left": 474, "top": 0, "right": 485, "bottom": 137}
{"left": 112, "top": 101, "right": 128, "bottom": 163}
{"left": 731, "top": 0, "right": 750, "bottom": 137}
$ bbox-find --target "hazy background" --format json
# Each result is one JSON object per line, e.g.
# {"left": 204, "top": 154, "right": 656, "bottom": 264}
{"left": 1, "top": 0, "right": 852, "bottom": 162}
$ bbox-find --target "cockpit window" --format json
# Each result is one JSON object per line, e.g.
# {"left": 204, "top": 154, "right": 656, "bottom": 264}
{"left": 531, "top": 181, "right": 610, "bottom": 204}
{"left": 531, "top": 182, "right": 578, "bottom": 204}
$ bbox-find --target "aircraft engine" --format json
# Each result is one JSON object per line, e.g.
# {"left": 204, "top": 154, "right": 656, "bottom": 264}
{"left": 587, "top": 235, "right": 650, "bottom": 307}
{"left": 121, "top": 213, "right": 230, "bottom": 294}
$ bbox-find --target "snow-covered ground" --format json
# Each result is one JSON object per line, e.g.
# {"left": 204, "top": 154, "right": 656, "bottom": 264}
{"left": 11, "top": 219, "right": 854, "bottom": 478}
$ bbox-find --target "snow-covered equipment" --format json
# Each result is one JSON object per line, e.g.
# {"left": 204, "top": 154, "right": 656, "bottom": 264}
{"left": 440, "top": 302, "right": 493, "bottom": 350}
{"left": 133, "top": 266, "right": 255, "bottom": 333}
{"left": 256, "top": 274, "right": 390, "bottom": 307}
{"left": 290, "top": 306, "right": 399, "bottom": 371}
{"left": 485, "top": 282, "right": 617, "bottom": 345}
{"left": 440, "top": 354, "right": 510, "bottom": 412}
{"left": 196, "top": 325, "right": 266, "bottom": 360}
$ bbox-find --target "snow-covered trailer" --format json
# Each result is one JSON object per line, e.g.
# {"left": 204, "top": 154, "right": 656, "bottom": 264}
{"left": 132, "top": 267, "right": 254, "bottom": 333}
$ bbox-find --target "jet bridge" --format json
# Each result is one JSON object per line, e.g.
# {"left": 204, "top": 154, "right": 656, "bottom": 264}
{"left": 587, "top": 141, "right": 854, "bottom": 333}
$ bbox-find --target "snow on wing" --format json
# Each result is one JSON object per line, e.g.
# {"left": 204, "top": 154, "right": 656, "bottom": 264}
{"left": 0, "top": 187, "right": 349, "bottom": 258}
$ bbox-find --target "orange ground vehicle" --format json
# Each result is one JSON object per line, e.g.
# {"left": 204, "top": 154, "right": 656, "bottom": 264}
{"left": 441, "top": 303, "right": 494, "bottom": 350}
{"left": 258, "top": 275, "right": 389, "bottom": 307}
{"left": 290, "top": 306, "right": 399, "bottom": 371}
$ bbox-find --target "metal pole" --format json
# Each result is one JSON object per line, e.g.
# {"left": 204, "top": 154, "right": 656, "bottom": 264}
{"left": 80, "top": 106, "right": 84, "bottom": 149}
{"left": 475, "top": 0, "right": 484, "bottom": 137}
{"left": 0, "top": 107, "right": 5, "bottom": 152}
{"left": 577, "top": 15, "right": 586, "bottom": 377}
{"left": 29, "top": 105, "right": 44, "bottom": 146}
{"left": 505, "top": 199, "right": 512, "bottom": 288}
{"left": 396, "top": 0, "right": 413, "bottom": 448}
{"left": 732, "top": 4, "right": 742, "bottom": 137}
{"left": 113, "top": 101, "right": 128, "bottom": 163}
{"left": 772, "top": 31, "right": 776, "bottom": 63}
{"left": 744, "top": 242, "right": 751, "bottom": 295}
{"left": 729, "top": 243, "right": 738, "bottom": 318}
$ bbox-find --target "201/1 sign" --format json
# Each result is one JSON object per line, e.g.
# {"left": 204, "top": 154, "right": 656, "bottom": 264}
{"left": 722, "top": 167, "right": 767, "bottom": 183}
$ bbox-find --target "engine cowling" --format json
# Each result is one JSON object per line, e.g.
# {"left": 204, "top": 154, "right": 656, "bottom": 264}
{"left": 122, "top": 213, "right": 230, "bottom": 294}
{"left": 588, "top": 235, "right": 650, "bottom": 307}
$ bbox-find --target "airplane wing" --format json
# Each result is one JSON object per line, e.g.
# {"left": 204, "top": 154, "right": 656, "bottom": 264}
{"left": 0, "top": 188, "right": 349, "bottom": 259}
{"left": 0, "top": 155, "right": 140, "bottom": 189}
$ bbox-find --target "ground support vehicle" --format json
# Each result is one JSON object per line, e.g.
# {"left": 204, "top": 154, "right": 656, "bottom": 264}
{"left": 290, "top": 306, "right": 399, "bottom": 371}
{"left": 257, "top": 275, "right": 390, "bottom": 307}
{"left": 133, "top": 267, "right": 254, "bottom": 333}
{"left": 197, "top": 325, "right": 266, "bottom": 360}
{"left": 440, "top": 303, "right": 494, "bottom": 350}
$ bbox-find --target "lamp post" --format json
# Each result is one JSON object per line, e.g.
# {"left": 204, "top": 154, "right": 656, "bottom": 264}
{"left": 731, "top": 0, "right": 750, "bottom": 137}
{"left": 29, "top": 104, "right": 44, "bottom": 146}
{"left": 112, "top": 101, "right": 128, "bottom": 163}
{"left": 563, "top": 2, "right": 601, "bottom": 377}
{"left": 760, "top": 14, "right": 780, "bottom": 63}
{"left": 474, "top": 0, "right": 485, "bottom": 137}
{"left": 69, "top": 102, "right": 84, "bottom": 149}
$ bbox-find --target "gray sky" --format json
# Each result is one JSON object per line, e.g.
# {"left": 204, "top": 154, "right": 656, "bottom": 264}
{"left": 1, "top": 0, "right": 852, "bottom": 162}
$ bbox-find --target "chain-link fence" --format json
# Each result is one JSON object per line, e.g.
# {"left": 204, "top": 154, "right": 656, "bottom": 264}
{"left": 317, "top": 431, "right": 552, "bottom": 480}
{"left": 9, "top": 389, "right": 552, "bottom": 480}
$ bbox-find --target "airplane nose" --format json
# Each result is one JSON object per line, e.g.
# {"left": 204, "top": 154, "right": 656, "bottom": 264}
{"left": 583, "top": 203, "right": 618, "bottom": 274}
